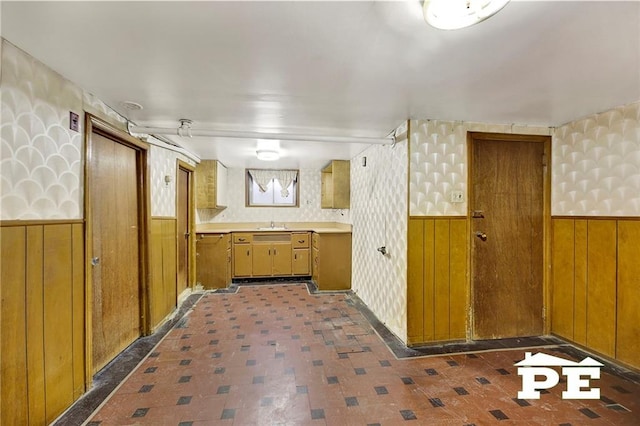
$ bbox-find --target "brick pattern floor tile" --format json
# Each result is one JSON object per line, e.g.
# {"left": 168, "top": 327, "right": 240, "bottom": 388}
{"left": 87, "top": 284, "right": 640, "bottom": 425}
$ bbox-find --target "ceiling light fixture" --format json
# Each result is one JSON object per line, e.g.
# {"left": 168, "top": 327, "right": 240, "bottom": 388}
{"left": 256, "top": 149, "right": 280, "bottom": 161}
{"left": 423, "top": 0, "right": 511, "bottom": 30}
{"left": 177, "top": 119, "right": 193, "bottom": 138}
{"left": 120, "top": 101, "right": 143, "bottom": 111}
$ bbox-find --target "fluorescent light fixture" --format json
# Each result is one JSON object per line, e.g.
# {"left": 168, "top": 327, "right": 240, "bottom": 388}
{"left": 256, "top": 149, "right": 280, "bottom": 161}
{"left": 424, "top": 0, "right": 511, "bottom": 30}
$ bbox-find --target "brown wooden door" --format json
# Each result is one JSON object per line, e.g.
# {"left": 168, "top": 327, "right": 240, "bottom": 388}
{"left": 89, "top": 132, "right": 141, "bottom": 373}
{"left": 177, "top": 166, "right": 190, "bottom": 293}
{"left": 470, "top": 133, "right": 548, "bottom": 339}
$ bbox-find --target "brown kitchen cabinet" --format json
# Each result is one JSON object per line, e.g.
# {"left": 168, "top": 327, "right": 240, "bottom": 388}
{"left": 292, "top": 232, "right": 311, "bottom": 275}
{"left": 250, "top": 234, "right": 292, "bottom": 277}
{"left": 232, "top": 233, "right": 253, "bottom": 277}
{"left": 321, "top": 160, "right": 350, "bottom": 209}
{"left": 195, "top": 159, "right": 228, "bottom": 209}
{"left": 312, "top": 232, "right": 352, "bottom": 290}
{"left": 196, "top": 233, "right": 231, "bottom": 289}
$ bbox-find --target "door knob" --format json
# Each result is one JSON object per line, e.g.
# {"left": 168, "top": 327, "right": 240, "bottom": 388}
{"left": 91, "top": 257, "right": 100, "bottom": 266}
{"left": 475, "top": 231, "right": 487, "bottom": 241}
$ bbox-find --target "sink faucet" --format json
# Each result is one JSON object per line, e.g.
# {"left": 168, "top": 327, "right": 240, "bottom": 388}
{"left": 270, "top": 221, "right": 275, "bottom": 228}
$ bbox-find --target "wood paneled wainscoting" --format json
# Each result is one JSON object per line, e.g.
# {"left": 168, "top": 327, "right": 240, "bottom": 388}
{"left": 408, "top": 217, "right": 468, "bottom": 345}
{"left": 1, "top": 220, "right": 85, "bottom": 425}
{"left": 150, "top": 218, "right": 178, "bottom": 329}
{"left": 551, "top": 217, "right": 640, "bottom": 370}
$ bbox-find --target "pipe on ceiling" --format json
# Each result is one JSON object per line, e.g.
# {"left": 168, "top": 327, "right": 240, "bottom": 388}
{"left": 128, "top": 125, "right": 395, "bottom": 145}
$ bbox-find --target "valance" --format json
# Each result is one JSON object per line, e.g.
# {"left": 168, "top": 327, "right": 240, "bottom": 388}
{"left": 248, "top": 169, "right": 298, "bottom": 197}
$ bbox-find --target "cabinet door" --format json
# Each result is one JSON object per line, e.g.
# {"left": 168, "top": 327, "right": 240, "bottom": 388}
{"left": 252, "top": 243, "right": 272, "bottom": 276}
{"left": 196, "top": 235, "right": 215, "bottom": 287}
{"left": 272, "top": 242, "right": 292, "bottom": 276}
{"left": 233, "top": 244, "right": 252, "bottom": 277}
{"left": 197, "top": 234, "right": 229, "bottom": 289}
{"left": 313, "top": 233, "right": 351, "bottom": 290}
{"left": 292, "top": 248, "right": 310, "bottom": 275}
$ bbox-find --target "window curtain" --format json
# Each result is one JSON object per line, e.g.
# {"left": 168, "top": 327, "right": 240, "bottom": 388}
{"left": 248, "top": 169, "right": 275, "bottom": 193}
{"left": 273, "top": 170, "right": 298, "bottom": 197}
{"left": 249, "top": 169, "right": 298, "bottom": 197}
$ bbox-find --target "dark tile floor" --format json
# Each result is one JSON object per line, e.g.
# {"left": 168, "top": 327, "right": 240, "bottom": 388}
{"left": 76, "top": 283, "right": 638, "bottom": 425}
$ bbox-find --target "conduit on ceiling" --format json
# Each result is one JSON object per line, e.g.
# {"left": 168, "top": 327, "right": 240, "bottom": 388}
{"left": 128, "top": 121, "right": 396, "bottom": 145}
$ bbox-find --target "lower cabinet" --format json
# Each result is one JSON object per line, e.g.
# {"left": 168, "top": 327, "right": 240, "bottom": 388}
{"left": 233, "top": 233, "right": 253, "bottom": 277}
{"left": 312, "top": 232, "right": 351, "bottom": 290}
{"left": 292, "top": 232, "right": 311, "bottom": 275}
{"left": 196, "top": 233, "right": 231, "bottom": 289}
{"left": 222, "top": 230, "right": 350, "bottom": 287}
{"left": 293, "top": 248, "right": 310, "bottom": 275}
{"left": 252, "top": 241, "right": 292, "bottom": 276}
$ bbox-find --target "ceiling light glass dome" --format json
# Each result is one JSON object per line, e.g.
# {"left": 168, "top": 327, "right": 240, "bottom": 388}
{"left": 424, "top": 0, "right": 511, "bottom": 30}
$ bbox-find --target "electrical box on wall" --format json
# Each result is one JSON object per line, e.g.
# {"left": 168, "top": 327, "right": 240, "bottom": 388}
{"left": 450, "top": 190, "right": 464, "bottom": 203}
{"left": 69, "top": 111, "right": 79, "bottom": 132}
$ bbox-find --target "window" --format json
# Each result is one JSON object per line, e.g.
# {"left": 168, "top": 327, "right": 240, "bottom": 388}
{"left": 246, "top": 169, "right": 299, "bottom": 207}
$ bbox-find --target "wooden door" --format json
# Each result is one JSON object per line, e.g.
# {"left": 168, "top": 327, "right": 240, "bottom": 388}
{"left": 89, "top": 132, "right": 141, "bottom": 373}
{"left": 470, "top": 133, "right": 548, "bottom": 339}
{"left": 177, "top": 166, "right": 190, "bottom": 293}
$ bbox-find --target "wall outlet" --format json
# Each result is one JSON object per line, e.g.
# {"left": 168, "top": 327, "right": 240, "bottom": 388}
{"left": 450, "top": 190, "right": 464, "bottom": 203}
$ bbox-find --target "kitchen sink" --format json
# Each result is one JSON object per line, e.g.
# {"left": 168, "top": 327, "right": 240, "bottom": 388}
{"left": 256, "top": 227, "right": 287, "bottom": 231}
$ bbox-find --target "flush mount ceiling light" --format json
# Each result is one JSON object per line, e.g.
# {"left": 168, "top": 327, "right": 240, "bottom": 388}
{"left": 120, "top": 100, "right": 143, "bottom": 111}
{"left": 423, "top": 0, "right": 511, "bottom": 30}
{"left": 256, "top": 149, "right": 280, "bottom": 161}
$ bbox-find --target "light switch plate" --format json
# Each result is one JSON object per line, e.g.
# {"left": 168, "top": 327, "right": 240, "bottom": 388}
{"left": 69, "top": 111, "right": 79, "bottom": 132}
{"left": 450, "top": 190, "right": 464, "bottom": 203}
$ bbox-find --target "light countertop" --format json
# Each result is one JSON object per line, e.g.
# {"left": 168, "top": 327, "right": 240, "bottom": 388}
{"left": 196, "top": 222, "right": 351, "bottom": 234}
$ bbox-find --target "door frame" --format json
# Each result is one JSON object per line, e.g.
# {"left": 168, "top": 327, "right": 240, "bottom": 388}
{"left": 176, "top": 159, "right": 196, "bottom": 300}
{"left": 467, "top": 131, "right": 552, "bottom": 339}
{"left": 84, "top": 113, "right": 151, "bottom": 382}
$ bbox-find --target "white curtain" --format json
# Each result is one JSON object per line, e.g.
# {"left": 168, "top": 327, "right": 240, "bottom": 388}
{"left": 248, "top": 169, "right": 275, "bottom": 193}
{"left": 273, "top": 170, "right": 298, "bottom": 197}
{"left": 249, "top": 169, "right": 298, "bottom": 197}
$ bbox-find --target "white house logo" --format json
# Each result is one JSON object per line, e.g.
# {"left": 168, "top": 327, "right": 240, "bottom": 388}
{"left": 515, "top": 352, "right": 604, "bottom": 400}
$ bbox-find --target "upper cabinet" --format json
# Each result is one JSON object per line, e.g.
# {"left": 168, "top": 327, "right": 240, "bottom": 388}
{"left": 321, "top": 160, "right": 350, "bottom": 209}
{"left": 196, "top": 160, "right": 227, "bottom": 209}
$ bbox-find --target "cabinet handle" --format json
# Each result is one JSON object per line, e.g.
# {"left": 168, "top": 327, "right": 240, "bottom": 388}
{"left": 294, "top": 253, "right": 297, "bottom": 260}
{"left": 269, "top": 249, "right": 271, "bottom": 256}
{"left": 247, "top": 250, "right": 250, "bottom": 256}
{"left": 238, "top": 238, "right": 246, "bottom": 242}
{"left": 274, "top": 249, "right": 277, "bottom": 255}
{"left": 298, "top": 240, "right": 305, "bottom": 243}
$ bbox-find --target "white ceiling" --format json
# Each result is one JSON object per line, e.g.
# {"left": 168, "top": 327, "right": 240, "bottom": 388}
{"left": 2, "top": 1, "right": 639, "bottom": 168}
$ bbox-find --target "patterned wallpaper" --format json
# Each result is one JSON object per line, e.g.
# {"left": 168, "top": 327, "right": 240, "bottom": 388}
{"left": 197, "top": 167, "right": 349, "bottom": 224}
{"left": 0, "top": 38, "right": 195, "bottom": 220}
{"left": 1, "top": 40, "right": 84, "bottom": 219}
{"left": 350, "top": 139, "right": 408, "bottom": 342}
{"left": 150, "top": 141, "right": 196, "bottom": 218}
{"left": 552, "top": 102, "right": 640, "bottom": 216}
{"left": 409, "top": 120, "right": 551, "bottom": 217}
